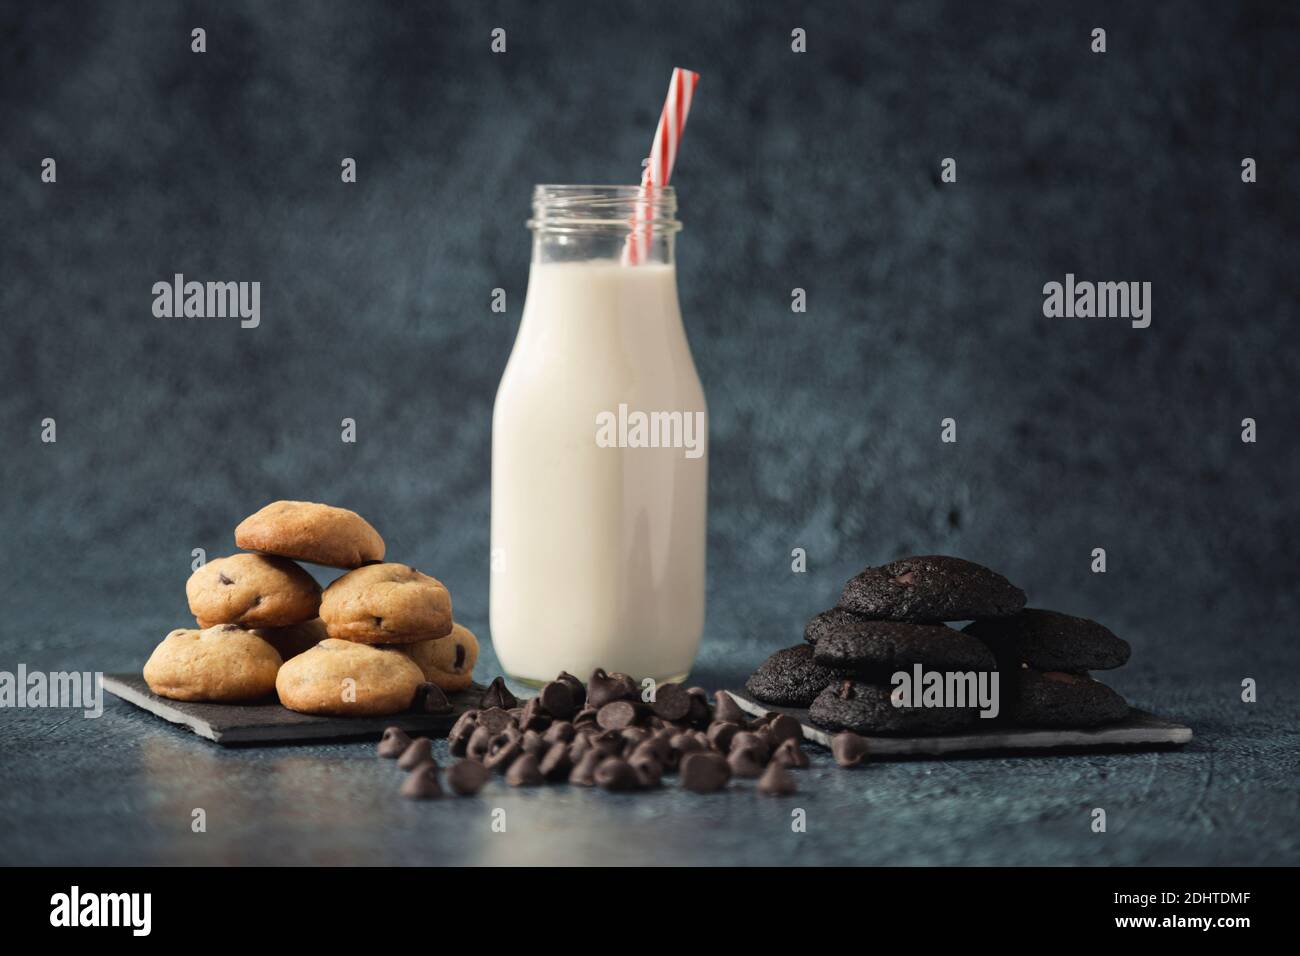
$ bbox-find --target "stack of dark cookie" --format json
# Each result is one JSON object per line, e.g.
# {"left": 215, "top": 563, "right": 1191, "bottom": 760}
{"left": 745, "top": 555, "right": 1133, "bottom": 735}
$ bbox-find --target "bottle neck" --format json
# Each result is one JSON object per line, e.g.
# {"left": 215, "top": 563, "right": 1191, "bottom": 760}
{"left": 529, "top": 185, "right": 680, "bottom": 266}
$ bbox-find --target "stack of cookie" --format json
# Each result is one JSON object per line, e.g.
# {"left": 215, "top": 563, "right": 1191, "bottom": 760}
{"left": 745, "top": 555, "right": 1133, "bottom": 735}
{"left": 142, "top": 500, "right": 479, "bottom": 717}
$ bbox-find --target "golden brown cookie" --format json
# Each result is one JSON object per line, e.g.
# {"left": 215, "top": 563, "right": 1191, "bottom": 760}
{"left": 253, "top": 617, "right": 328, "bottom": 661}
{"left": 143, "top": 624, "right": 282, "bottom": 703}
{"left": 402, "top": 622, "right": 479, "bottom": 691}
{"left": 186, "top": 553, "right": 321, "bottom": 629}
{"left": 235, "top": 500, "right": 385, "bottom": 569}
{"left": 319, "top": 563, "right": 453, "bottom": 645}
{"left": 275, "top": 639, "right": 425, "bottom": 716}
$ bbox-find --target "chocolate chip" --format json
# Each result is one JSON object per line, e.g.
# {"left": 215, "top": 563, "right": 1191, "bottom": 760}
{"left": 477, "top": 707, "right": 513, "bottom": 734}
{"left": 650, "top": 683, "right": 691, "bottom": 721}
{"left": 573, "top": 707, "right": 599, "bottom": 726}
{"left": 594, "top": 757, "right": 640, "bottom": 791}
{"left": 686, "top": 686, "right": 710, "bottom": 699}
{"left": 484, "top": 735, "right": 522, "bottom": 773}
{"left": 727, "top": 747, "right": 765, "bottom": 779}
{"left": 767, "top": 714, "right": 803, "bottom": 746}
{"left": 479, "top": 676, "right": 518, "bottom": 710}
{"left": 587, "top": 668, "right": 637, "bottom": 707}
{"left": 670, "top": 732, "right": 705, "bottom": 755}
{"left": 568, "top": 750, "right": 603, "bottom": 786}
{"left": 757, "top": 762, "right": 797, "bottom": 795}
{"left": 706, "top": 721, "right": 740, "bottom": 752}
{"left": 373, "top": 616, "right": 383, "bottom": 626}
{"left": 680, "top": 752, "right": 731, "bottom": 793}
{"left": 832, "top": 731, "right": 869, "bottom": 768}
{"left": 521, "top": 729, "right": 547, "bottom": 760}
{"left": 730, "top": 731, "right": 770, "bottom": 760}
{"left": 412, "top": 682, "right": 453, "bottom": 714}
{"left": 620, "top": 726, "right": 649, "bottom": 749}
{"left": 687, "top": 694, "right": 712, "bottom": 727}
{"left": 539, "top": 741, "right": 573, "bottom": 781}
{"left": 446, "top": 759, "right": 490, "bottom": 796}
{"left": 396, "top": 738, "right": 433, "bottom": 770}
{"left": 542, "top": 720, "right": 575, "bottom": 744}
{"left": 218, "top": 573, "right": 233, "bottom": 585}
{"left": 448, "top": 718, "right": 476, "bottom": 757}
{"left": 837, "top": 679, "right": 854, "bottom": 700}
{"left": 628, "top": 743, "right": 663, "bottom": 787}
{"left": 400, "top": 762, "right": 442, "bottom": 799}
{"left": 467, "top": 726, "right": 493, "bottom": 761}
{"left": 221, "top": 624, "right": 240, "bottom": 632}
{"left": 377, "top": 726, "right": 411, "bottom": 758}
{"left": 596, "top": 700, "right": 637, "bottom": 730}
{"left": 590, "top": 728, "right": 624, "bottom": 757}
{"left": 453, "top": 643, "right": 466, "bottom": 670}
{"left": 539, "top": 680, "right": 577, "bottom": 719}
{"left": 556, "top": 671, "right": 587, "bottom": 708}
{"left": 771, "top": 738, "right": 809, "bottom": 769}
{"left": 505, "top": 753, "right": 543, "bottom": 787}
{"left": 567, "top": 736, "right": 590, "bottom": 764}
{"left": 519, "top": 697, "right": 551, "bottom": 731}
{"left": 713, "top": 691, "right": 746, "bottom": 724}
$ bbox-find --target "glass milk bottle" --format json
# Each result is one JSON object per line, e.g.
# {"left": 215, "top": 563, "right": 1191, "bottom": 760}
{"left": 491, "top": 185, "right": 707, "bottom": 686}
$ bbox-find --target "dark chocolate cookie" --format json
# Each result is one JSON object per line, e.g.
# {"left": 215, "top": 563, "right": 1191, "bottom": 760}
{"left": 838, "top": 555, "right": 1026, "bottom": 622}
{"left": 963, "top": 609, "right": 1130, "bottom": 672}
{"left": 808, "top": 679, "right": 978, "bottom": 736}
{"left": 811, "top": 613, "right": 996, "bottom": 675}
{"left": 1011, "top": 669, "right": 1129, "bottom": 727}
{"left": 745, "top": 644, "right": 842, "bottom": 707}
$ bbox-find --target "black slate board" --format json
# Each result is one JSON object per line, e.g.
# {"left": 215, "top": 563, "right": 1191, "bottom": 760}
{"left": 725, "top": 689, "right": 1192, "bottom": 757}
{"left": 104, "top": 673, "right": 487, "bottom": 745}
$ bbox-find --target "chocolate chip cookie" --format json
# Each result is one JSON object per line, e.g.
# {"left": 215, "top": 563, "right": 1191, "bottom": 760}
{"left": 186, "top": 553, "right": 321, "bottom": 629}
{"left": 253, "top": 617, "right": 328, "bottom": 661}
{"left": 839, "top": 555, "right": 1026, "bottom": 622}
{"left": 402, "top": 622, "right": 479, "bottom": 691}
{"left": 235, "top": 500, "right": 385, "bottom": 569}
{"left": 745, "top": 644, "right": 842, "bottom": 707}
{"left": 143, "top": 624, "right": 283, "bottom": 702}
{"left": 808, "top": 679, "right": 978, "bottom": 736}
{"left": 275, "top": 639, "right": 426, "bottom": 716}
{"left": 1010, "top": 668, "right": 1129, "bottom": 727}
{"left": 810, "top": 611, "right": 996, "bottom": 675}
{"left": 319, "top": 563, "right": 453, "bottom": 644}
{"left": 963, "top": 608, "right": 1131, "bottom": 672}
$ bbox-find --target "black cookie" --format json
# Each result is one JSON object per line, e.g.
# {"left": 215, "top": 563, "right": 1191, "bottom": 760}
{"left": 838, "top": 555, "right": 1026, "bottom": 622}
{"left": 745, "top": 644, "right": 843, "bottom": 707}
{"left": 811, "top": 612, "right": 996, "bottom": 675}
{"left": 808, "top": 679, "right": 978, "bottom": 736}
{"left": 963, "top": 609, "right": 1131, "bottom": 672}
{"left": 1011, "top": 669, "right": 1129, "bottom": 728}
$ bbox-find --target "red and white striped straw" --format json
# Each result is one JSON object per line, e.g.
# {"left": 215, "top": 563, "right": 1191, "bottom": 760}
{"left": 623, "top": 67, "right": 700, "bottom": 265}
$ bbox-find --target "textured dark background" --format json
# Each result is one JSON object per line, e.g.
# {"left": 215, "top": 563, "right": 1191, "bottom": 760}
{"left": 2, "top": 0, "right": 1298, "bottom": 866}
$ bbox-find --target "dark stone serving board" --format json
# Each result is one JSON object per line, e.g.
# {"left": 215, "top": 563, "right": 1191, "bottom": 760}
{"left": 103, "top": 673, "right": 487, "bottom": 745}
{"left": 725, "top": 689, "right": 1193, "bottom": 758}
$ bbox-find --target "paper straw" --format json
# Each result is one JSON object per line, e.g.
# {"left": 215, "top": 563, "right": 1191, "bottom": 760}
{"left": 623, "top": 68, "right": 700, "bottom": 265}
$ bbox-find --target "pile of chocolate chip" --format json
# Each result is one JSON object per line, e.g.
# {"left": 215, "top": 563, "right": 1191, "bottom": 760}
{"left": 379, "top": 669, "right": 872, "bottom": 799}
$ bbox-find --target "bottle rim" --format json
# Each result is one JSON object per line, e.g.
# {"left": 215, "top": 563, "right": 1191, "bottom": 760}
{"left": 528, "top": 184, "right": 681, "bottom": 234}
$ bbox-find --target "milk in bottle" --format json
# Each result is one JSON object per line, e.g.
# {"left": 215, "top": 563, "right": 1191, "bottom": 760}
{"left": 490, "top": 186, "right": 707, "bottom": 685}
